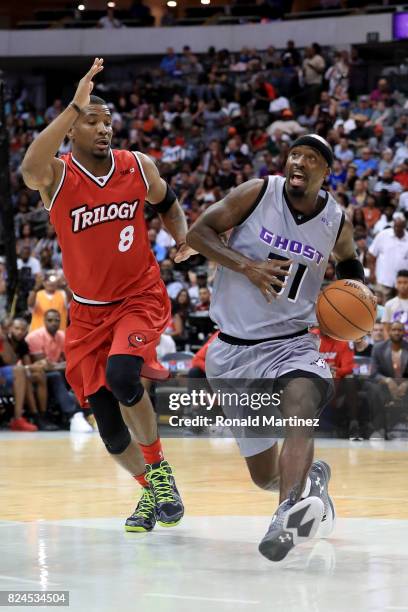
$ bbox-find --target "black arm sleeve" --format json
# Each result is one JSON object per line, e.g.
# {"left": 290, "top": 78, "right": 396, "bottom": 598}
{"left": 149, "top": 183, "right": 177, "bottom": 214}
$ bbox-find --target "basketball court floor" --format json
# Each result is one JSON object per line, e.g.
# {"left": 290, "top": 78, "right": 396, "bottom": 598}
{"left": 1, "top": 432, "right": 407, "bottom": 612}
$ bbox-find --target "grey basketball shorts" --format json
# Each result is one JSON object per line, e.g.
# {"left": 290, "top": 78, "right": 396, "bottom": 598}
{"left": 205, "top": 331, "right": 332, "bottom": 458}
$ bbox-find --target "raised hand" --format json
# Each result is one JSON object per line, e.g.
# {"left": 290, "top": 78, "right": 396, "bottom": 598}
{"left": 244, "top": 258, "right": 293, "bottom": 303}
{"left": 72, "top": 58, "right": 104, "bottom": 110}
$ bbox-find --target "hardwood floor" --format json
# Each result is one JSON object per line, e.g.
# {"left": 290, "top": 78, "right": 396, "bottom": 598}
{"left": 1, "top": 435, "right": 406, "bottom": 521}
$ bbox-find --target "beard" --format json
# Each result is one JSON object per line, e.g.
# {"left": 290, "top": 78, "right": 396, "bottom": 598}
{"left": 286, "top": 183, "right": 306, "bottom": 199}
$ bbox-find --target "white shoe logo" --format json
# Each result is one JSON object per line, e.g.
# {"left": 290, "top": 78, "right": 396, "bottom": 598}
{"left": 279, "top": 534, "right": 291, "bottom": 543}
{"left": 315, "top": 477, "right": 325, "bottom": 496}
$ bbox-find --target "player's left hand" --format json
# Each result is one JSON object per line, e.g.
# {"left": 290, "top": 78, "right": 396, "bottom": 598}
{"left": 174, "top": 242, "right": 197, "bottom": 263}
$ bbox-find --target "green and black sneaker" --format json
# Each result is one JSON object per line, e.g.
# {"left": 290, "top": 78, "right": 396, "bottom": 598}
{"left": 145, "top": 460, "right": 184, "bottom": 528}
{"left": 125, "top": 486, "right": 156, "bottom": 533}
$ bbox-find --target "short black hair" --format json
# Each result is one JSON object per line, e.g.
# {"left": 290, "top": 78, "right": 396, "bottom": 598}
{"left": 396, "top": 270, "right": 408, "bottom": 278}
{"left": 44, "top": 309, "right": 61, "bottom": 318}
{"left": 89, "top": 95, "right": 107, "bottom": 106}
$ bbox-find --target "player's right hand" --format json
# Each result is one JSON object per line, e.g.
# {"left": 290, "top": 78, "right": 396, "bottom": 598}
{"left": 244, "top": 258, "right": 293, "bottom": 303}
{"left": 72, "top": 58, "right": 104, "bottom": 110}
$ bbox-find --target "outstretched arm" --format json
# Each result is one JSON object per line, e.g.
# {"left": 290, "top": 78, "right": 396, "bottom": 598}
{"left": 21, "top": 58, "right": 104, "bottom": 209}
{"left": 138, "top": 153, "right": 196, "bottom": 262}
{"left": 186, "top": 179, "right": 293, "bottom": 303}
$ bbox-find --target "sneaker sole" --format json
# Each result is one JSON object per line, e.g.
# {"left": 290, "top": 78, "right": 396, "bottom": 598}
{"left": 157, "top": 518, "right": 183, "bottom": 528}
{"left": 259, "top": 496, "right": 324, "bottom": 562}
{"left": 124, "top": 524, "right": 155, "bottom": 533}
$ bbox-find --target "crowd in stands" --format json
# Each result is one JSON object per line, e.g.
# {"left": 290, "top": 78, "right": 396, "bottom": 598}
{"left": 1, "top": 39, "right": 408, "bottom": 438}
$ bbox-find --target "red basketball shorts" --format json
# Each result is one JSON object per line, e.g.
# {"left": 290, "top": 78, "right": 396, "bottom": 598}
{"left": 65, "top": 281, "right": 171, "bottom": 406}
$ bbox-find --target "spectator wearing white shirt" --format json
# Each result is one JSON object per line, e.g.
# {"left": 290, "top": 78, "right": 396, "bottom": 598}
{"left": 368, "top": 215, "right": 408, "bottom": 296}
{"left": 17, "top": 246, "right": 41, "bottom": 277}
{"left": 267, "top": 109, "right": 306, "bottom": 138}
{"left": 382, "top": 270, "right": 408, "bottom": 339}
{"left": 269, "top": 96, "right": 290, "bottom": 115}
{"left": 97, "top": 8, "right": 124, "bottom": 29}
{"left": 374, "top": 170, "right": 403, "bottom": 194}
{"left": 392, "top": 137, "right": 408, "bottom": 169}
{"left": 398, "top": 190, "right": 408, "bottom": 215}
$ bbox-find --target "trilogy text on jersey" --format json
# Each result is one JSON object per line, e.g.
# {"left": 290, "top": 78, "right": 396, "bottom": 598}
{"left": 70, "top": 200, "right": 139, "bottom": 233}
{"left": 259, "top": 226, "right": 324, "bottom": 265}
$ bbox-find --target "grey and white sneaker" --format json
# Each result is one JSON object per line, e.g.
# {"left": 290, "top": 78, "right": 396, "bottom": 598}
{"left": 309, "top": 460, "right": 336, "bottom": 538}
{"left": 258, "top": 495, "right": 324, "bottom": 562}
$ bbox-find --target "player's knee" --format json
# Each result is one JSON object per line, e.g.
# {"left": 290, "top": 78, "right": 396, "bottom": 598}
{"left": 250, "top": 469, "right": 280, "bottom": 491}
{"left": 106, "top": 355, "right": 145, "bottom": 407}
{"left": 88, "top": 387, "right": 131, "bottom": 454}
{"left": 247, "top": 459, "right": 280, "bottom": 491}
{"left": 281, "top": 378, "right": 320, "bottom": 417}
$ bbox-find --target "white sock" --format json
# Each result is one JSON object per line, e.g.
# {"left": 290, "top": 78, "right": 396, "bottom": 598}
{"left": 301, "top": 476, "right": 311, "bottom": 499}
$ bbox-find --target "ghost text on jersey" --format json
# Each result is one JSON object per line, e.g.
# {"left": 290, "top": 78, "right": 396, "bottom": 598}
{"left": 70, "top": 200, "right": 139, "bottom": 233}
{"left": 259, "top": 225, "right": 324, "bottom": 265}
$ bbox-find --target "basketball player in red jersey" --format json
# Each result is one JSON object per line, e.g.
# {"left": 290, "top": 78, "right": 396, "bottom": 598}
{"left": 21, "top": 58, "right": 196, "bottom": 532}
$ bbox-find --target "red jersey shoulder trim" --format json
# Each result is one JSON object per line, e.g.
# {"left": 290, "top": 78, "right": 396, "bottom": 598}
{"left": 48, "top": 159, "right": 67, "bottom": 212}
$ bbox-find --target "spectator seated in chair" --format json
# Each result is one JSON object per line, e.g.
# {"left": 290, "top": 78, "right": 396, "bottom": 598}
{"left": 370, "top": 321, "right": 408, "bottom": 439}
{"left": 26, "top": 309, "right": 79, "bottom": 427}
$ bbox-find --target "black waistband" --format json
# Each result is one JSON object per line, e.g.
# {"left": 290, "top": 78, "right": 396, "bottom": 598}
{"left": 218, "top": 328, "right": 309, "bottom": 346}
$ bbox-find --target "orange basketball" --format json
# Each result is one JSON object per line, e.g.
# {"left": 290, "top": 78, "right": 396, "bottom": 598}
{"left": 316, "top": 279, "right": 376, "bottom": 341}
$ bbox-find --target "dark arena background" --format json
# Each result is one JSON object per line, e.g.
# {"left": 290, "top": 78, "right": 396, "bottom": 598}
{"left": 0, "top": 1, "right": 408, "bottom": 610}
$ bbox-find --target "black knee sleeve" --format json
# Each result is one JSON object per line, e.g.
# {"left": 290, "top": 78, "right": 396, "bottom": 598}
{"left": 106, "top": 354, "right": 145, "bottom": 407}
{"left": 88, "top": 387, "right": 131, "bottom": 454}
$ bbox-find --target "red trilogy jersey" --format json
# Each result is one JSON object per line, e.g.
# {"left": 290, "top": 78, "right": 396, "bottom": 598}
{"left": 49, "top": 149, "right": 161, "bottom": 302}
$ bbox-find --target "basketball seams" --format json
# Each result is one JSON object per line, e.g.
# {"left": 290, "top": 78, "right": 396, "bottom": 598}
{"left": 316, "top": 301, "right": 343, "bottom": 340}
{"left": 321, "top": 291, "right": 371, "bottom": 334}
{"left": 324, "top": 286, "right": 375, "bottom": 324}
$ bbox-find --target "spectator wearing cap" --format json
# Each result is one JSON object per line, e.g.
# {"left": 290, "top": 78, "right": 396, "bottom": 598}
{"left": 267, "top": 109, "right": 306, "bottom": 138}
{"left": 28, "top": 273, "right": 69, "bottom": 332}
{"left": 368, "top": 215, "right": 408, "bottom": 296}
{"left": 354, "top": 95, "right": 373, "bottom": 120}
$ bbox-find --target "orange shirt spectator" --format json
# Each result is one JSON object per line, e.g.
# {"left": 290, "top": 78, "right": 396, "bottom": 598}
{"left": 28, "top": 274, "right": 68, "bottom": 331}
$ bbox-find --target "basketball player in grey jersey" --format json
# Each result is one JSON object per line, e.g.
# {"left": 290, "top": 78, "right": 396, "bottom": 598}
{"left": 187, "top": 135, "right": 368, "bottom": 562}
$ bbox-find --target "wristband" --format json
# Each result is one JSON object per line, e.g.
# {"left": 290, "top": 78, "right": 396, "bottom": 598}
{"left": 70, "top": 102, "right": 81, "bottom": 114}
